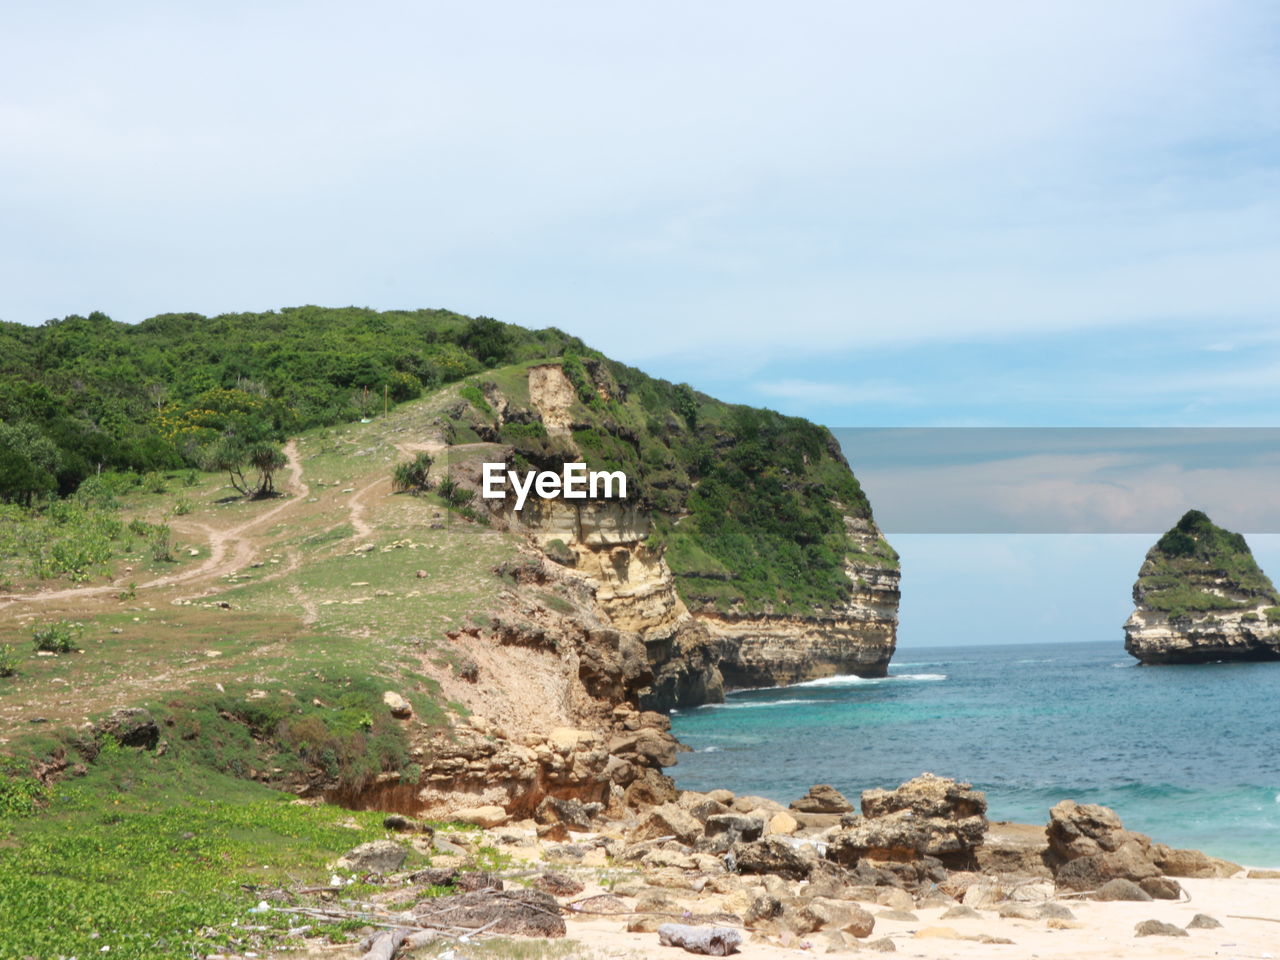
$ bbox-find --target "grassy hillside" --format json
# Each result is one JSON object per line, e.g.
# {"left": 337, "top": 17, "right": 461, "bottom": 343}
{"left": 0, "top": 307, "right": 585, "bottom": 499}
{"left": 0, "top": 403, "right": 549, "bottom": 957}
{"left": 2, "top": 307, "right": 894, "bottom": 615}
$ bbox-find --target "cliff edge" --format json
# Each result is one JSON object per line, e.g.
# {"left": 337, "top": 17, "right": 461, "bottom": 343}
{"left": 1124, "top": 509, "right": 1280, "bottom": 664}
{"left": 438, "top": 359, "right": 899, "bottom": 704}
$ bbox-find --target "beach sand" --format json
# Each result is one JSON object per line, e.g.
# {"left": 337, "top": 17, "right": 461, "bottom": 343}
{"left": 555, "top": 874, "right": 1280, "bottom": 959}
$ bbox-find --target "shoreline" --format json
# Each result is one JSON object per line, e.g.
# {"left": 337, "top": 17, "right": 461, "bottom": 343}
{"left": 307, "top": 781, "right": 1280, "bottom": 960}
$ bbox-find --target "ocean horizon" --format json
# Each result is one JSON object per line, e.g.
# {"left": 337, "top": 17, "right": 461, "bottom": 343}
{"left": 669, "top": 640, "right": 1280, "bottom": 867}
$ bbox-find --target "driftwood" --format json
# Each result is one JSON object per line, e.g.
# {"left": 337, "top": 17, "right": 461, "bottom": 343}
{"left": 359, "top": 927, "right": 410, "bottom": 960}
{"left": 657, "top": 923, "right": 743, "bottom": 956}
{"left": 412, "top": 890, "right": 567, "bottom": 937}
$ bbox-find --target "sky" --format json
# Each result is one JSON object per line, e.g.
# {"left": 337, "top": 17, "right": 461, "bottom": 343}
{"left": 4, "top": 2, "right": 1279, "bottom": 646}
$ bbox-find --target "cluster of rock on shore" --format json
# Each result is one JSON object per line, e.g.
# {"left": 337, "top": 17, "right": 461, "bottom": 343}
{"left": 319, "top": 772, "right": 1264, "bottom": 956}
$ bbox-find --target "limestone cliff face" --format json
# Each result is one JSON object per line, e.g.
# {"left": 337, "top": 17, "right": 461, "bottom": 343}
{"left": 1124, "top": 609, "right": 1280, "bottom": 664}
{"left": 697, "top": 520, "right": 900, "bottom": 688}
{"left": 1125, "top": 510, "right": 1280, "bottom": 665}
{"left": 509, "top": 496, "right": 727, "bottom": 711}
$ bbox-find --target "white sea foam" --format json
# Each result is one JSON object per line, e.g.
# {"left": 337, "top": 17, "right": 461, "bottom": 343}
{"left": 698, "top": 698, "right": 823, "bottom": 710}
{"left": 701, "top": 746, "right": 721, "bottom": 753}
{"left": 790, "top": 672, "right": 946, "bottom": 688}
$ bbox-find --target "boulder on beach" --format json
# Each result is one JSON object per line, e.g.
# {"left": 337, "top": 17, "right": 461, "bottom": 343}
{"left": 828, "top": 773, "right": 988, "bottom": 868}
{"left": 1045, "top": 800, "right": 1163, "bottom": 891}
{"left": 790, "top": 784, "right": 854, "bottom": 814}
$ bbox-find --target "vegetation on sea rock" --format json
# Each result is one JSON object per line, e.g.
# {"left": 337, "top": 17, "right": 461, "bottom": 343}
{"left": 1134, "top": 510, "right": 1279, "bottom": 619}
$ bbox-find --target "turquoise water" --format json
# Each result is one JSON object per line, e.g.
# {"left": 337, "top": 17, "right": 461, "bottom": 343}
{"left": 668, "top": 641, "right": 1280, "bottom": 866}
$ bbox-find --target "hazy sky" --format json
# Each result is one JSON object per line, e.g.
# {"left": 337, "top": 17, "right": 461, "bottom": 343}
{"left": 6, "top": 3, "right": 1279, "bottom": 648}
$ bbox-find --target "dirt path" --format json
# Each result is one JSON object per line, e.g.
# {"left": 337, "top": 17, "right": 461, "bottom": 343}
{"left": 345, "top": 437, "right": 447, "bottom": 541}
{"left": 0, "top": 440, "right": 310, "bottom": 609}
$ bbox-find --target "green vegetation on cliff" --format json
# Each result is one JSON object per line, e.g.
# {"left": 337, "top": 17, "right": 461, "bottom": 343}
{"left": 448, "top": 356, "right": 893, "bottom": 613}
{"left": 3, "top": 306, "right": 889, "bottom": 614}
{"left": 1136, "top": 509, "right": 1279, "bottom": 619}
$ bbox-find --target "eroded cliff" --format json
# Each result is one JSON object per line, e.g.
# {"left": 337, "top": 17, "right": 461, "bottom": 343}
{"left": 435, "top": 360, "right": 899, "bottom": 706}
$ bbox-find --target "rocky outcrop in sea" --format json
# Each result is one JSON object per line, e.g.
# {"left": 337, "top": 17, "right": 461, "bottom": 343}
{"left": 1124, "top": 509, "right": 1280, "bottom": 665}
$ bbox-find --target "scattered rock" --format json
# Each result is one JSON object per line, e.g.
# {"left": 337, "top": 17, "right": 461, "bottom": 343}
{"left": 1138, "top": 875, "right": 1182, "bottom": 900}
{"left": 1037, "top": 902, "right": 1075, "bottom": 920}
{"left": 413, "top": 890, "right": 566, "bottom": 937}
{"left": 657, "top": 923, "right": 743, "bottom": 956}
{"left": 382, "top": 691, "right": 412, "bottom": 718}
{"left": 743, "top": 894, "right": 783, "bottom": 926}
{"left": 876, "top": 888, "right": 915, "bottom": 912}
{"left": 765, "top": 811, "right": 799, "bottom": 836}
{"left": 1246, "top": 868, "right": 1280, "bottom": 879}
{"left": 1093, "top": 878, "right": 1152, "bottom": 902}
{"left": 408, "top": 867, "right": 458, "bottom": 886}
{"left": 456, "top": 871, "right": 504, "bottom": 892}
{"left": 733, "top": 837, "right": 814, "bottom": 880}
{"left": 335, "top": 840, "right": 407, "bottom": 874}
{"left": 704, "top": 813, "right": 764, "bottom": 847}
{"left": 732, "top": 795, "right": 785, "bottom": 815}
{"left": 865, "top": 936, "right": 897, "bottom": 952}
{"left": 633, "top": 803, "right": 702, "bottom": 845}
{"left": 996, "top": 903, "right": 1038, "bottom": 919}
{"left": 1046, "top": 800, "right": 1162, "bottom": 890}
{"left": 453, "top": 805, "right": 508, "bottom": 828}
{"left": 1134, "top": 919, "right": 1188, "bottom": 938}
{"left": 790, "top": 784, "right": 854, "bottom": 814}
{"left": 808, "top": 898, "right": 875, "bottom": 938}
{"left": 1186, "top": 913, "right": 1223, "bottom": 929}
{"left": 572, "top": 893, "right": 629, "bottom": 915}
{"left": 940, "top": 904, "right": 980, "bottom": 920}
{"left": 831, "top": 773, "right": 987, "bottom": 869}
{"left": 535, "top": 796, "right": 594, "bottom": 833}
{"left": 533, "top": 872, "right": 584, "bottom": 897}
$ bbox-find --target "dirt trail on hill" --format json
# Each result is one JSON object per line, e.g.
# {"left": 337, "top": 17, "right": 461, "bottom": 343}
{"left": 346, "top": 437, "right": 446, "bottom": 541}
{"left": 0, "top": 440, "right": 310, "bottom": 609}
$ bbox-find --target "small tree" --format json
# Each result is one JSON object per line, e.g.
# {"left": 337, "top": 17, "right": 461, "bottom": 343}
{"left": 199, "top": 435, "right": 286, "bottom": 498}
{"left": 247, "top": 443, "right": 287, "bottom": 497}
{"left": 201, "top": 435, "right": 250, "bottom": 495}
{"left": 392, "top": 452, "right": 433, "bottom": 495}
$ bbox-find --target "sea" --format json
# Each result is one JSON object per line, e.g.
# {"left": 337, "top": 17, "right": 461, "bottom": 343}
{"left": 668, "top": 641, "right": 1280, "bottom": 867}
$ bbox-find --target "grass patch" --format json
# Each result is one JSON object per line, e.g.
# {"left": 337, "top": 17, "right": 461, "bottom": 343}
{"left": 0, "top": 748, "right": 394, "bottom": 960}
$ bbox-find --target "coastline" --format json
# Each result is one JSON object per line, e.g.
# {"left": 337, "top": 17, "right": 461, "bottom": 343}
{"left": 301, "top": 786, "right": 1280, "bottom": 960}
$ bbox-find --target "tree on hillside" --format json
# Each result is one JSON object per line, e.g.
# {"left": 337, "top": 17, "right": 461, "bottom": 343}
{"left": 200, "top": 435, "right": 287, "bottom": 499}
{"left": 247, "top": 443, "right": 288, "bottom": 497}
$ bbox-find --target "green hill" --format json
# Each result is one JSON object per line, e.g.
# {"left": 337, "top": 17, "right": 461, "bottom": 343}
{"left": 1, "top": 306, "right": 893, "bottom": 615}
